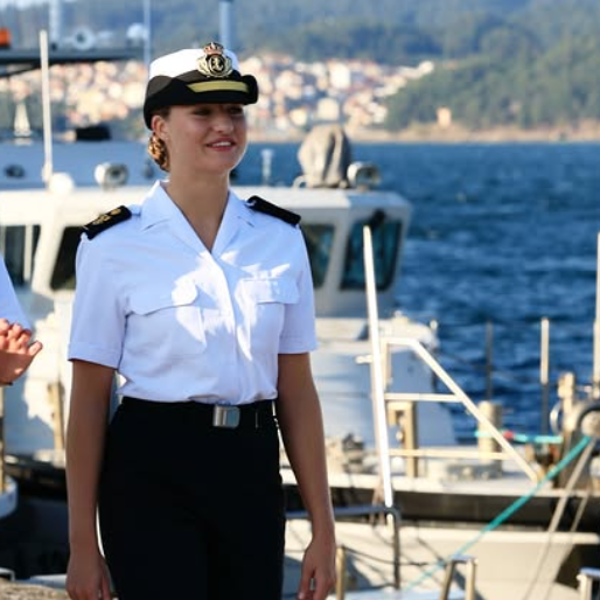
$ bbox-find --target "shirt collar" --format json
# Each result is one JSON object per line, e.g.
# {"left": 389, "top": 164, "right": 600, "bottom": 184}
{"left": 140, "top": 183, "right": 254, "bottom": 229}
{"left": 226, "top": 189, "right": 255, "bottom": 227}
{"left": 140, "top": 180, "right": 179, "bottom": 230}
{"left": 210, "top": 189, "right": 254, "bottom": 256}
{"left": 138, "top": 182, "right": 255, "bottom": 255}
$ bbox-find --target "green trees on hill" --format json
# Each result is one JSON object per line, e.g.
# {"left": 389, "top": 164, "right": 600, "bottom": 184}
{"left": 257, "top": 19, "right": 441, "bottom": 65}
{"left": 385, "top": 32, "right": 600, "bottom": 130}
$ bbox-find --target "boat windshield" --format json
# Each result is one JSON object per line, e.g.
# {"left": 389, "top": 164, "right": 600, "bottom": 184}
{"left": 5, "top": 217, "right": 402, "bottom": 295}
{"left": 341, "top": 218, "right": 402, "bottom": 291}
{"left": 301, "top": 224, "right": 334, "bottom": 289}
{"left": 0, "top": 225, "right": 40, "bottom": 287}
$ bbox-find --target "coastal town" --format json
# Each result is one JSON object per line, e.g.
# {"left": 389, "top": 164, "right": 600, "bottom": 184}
{"left": 0, "top": 50, "right": 436, "bottom": 140}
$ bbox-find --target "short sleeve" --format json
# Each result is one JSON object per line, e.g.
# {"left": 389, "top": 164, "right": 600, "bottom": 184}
{"left": 278, "top": 232, "right": 318, "bottom": 354}
{"left": 67, "top": 237, "right": 125, "bottom": 368}
{"left": 0, "top": 253, "right": 29, "bottom": 327}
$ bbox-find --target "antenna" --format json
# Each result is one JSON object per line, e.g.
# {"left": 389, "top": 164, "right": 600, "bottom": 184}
{"left": 143, "top": 0, "right": 152, "bottom": 68}
{"left": 219, "top": 0, "right": 234, "bottom": 50}
{"left": 49, "top": 0, "right": 63, "bottom": 49}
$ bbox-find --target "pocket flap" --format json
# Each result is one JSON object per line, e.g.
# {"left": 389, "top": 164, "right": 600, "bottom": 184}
{"left": 131, "top": 280, "right": 198, "bottom": 314}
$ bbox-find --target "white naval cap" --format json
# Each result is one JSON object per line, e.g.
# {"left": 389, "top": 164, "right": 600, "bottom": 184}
{"left": 143, "top": 41, "right": 258, "bottom": 128}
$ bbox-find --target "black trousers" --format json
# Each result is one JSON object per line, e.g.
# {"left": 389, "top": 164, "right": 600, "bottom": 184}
{"left": 98, "top": 398, "right": 285, "bottom": 600}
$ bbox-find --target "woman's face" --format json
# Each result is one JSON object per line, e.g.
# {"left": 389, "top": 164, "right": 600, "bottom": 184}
{"left": 154, "top": 103, "right": 248, "bottom": 177}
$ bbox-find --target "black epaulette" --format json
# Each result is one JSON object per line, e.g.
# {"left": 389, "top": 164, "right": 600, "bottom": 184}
{"left": 83, "top": 206, "right": 132, "bottom": 239}
{"left": 247, "top": 196, "right": 301, "bottom": 226}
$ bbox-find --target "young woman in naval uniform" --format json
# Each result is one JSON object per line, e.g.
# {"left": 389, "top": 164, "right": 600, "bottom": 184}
{"left": 0, "top": 253, "right": 42, "bottom": 385}
{"left": 65, "top": 41, "right": 336, "bottom": 600}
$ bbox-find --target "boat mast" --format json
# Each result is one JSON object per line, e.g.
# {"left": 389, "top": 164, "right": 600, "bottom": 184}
{"left": 39, "top": 29, "right": 53, "bottom": 184}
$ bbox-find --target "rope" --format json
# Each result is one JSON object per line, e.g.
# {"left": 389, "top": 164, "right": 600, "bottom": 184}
{"left": 474, "top": 430, "right": 563, "bottom": 445}
{"left": 402, "top": 434, "right": 594, "bottom": 593}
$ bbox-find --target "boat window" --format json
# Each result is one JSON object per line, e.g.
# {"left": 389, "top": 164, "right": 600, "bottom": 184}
{"left": 341, "top": 218, "right": 402, "bottom": 291}
{"left": 51, "top": 227, "right": 81, "bottom": 290}
{"left": 301, "top": 224, "right": 334, "bottom": 288}
{"left": 0, "top": 225, "right": 40, "bottom": 287}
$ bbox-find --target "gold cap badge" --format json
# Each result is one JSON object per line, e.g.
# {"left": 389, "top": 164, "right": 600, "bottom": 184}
{"left": 197, "top": 42, "right": 233, "bottom": 78}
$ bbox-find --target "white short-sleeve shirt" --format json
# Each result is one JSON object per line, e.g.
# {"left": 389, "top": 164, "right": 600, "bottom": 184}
{"left": 0, "top": 253, "right": 29, "bottom": 327}
{"left": 68, "top": 182, "right": 317, "bottom": 405}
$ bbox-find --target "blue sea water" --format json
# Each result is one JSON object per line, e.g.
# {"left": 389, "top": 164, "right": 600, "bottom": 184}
{"left": 239, "top": 141, "right": 600, "bottom": 440}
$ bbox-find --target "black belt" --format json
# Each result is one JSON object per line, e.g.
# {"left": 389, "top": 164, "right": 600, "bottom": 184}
{"left": 121, "top": 397, "right": 276, "bottom": 430}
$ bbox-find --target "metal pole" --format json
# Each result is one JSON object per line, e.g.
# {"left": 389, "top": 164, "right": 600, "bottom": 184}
{"left": 363, "top": 226, "right": 394, "bottom": 508}
{"left": 40, "top": 29, "right": 53, "bottom": 185}
{"left": 485, "top": 320, "right": 493, "bottom": 401}
{"left": 477, "top": 400, "right": 502, "bottom": 476}
{"left": 577, "top": 567, "right": 600, "bottom": 600}
{"left": 593, "top": 232, "right": 600, "bottom": 399}
{"left": 439, "top": 555, "right": 477, "bottom": 600}
{"left": 540, "top": 317, "right": 550, "bottom": 434}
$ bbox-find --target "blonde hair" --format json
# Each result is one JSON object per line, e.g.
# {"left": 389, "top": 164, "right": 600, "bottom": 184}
{"left": 146, "top": 107, "right": 171, "bottom": 172}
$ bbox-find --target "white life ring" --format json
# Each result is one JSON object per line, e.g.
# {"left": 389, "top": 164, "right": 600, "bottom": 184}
{"left": 94, "top": 163, "right": 129, "bottom": 189}
{"left": 70, "top": 27, "right": 96, "bottom": 51}
{"left": 347, "top": 162, "right": 381, "bottom": 190}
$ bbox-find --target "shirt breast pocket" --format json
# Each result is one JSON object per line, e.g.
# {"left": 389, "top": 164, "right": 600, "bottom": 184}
{"left": 241, "top": 278, "right": 299, "bottom": 354}
{"left": 129, "top": 281, "right": 206, "bottom": 358}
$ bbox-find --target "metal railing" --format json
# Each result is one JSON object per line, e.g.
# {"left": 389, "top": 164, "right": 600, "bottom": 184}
{"left": 361, "top": 223, "right": 540, "bottom": 501}
{"left": 379, "top": 335, "right": 539, "bottom": 482}
{"left": 440, "top": 555, "right": 477, "bottom": 600}
{"left": 578, "top": 567, "right": 600, "bottom": 600}
{"left": 287, "top": 503, "right": 401, "bottom": 591}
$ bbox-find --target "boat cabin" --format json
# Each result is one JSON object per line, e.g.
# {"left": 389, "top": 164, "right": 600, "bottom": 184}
{"left": 0, "top": 179, "right": 413, "bottom": 454}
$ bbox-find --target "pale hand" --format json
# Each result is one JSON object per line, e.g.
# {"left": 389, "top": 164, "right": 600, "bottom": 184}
{"left": 66, "top": 548, "right": 112, "bottom": 600}
{"left": 0, "top": 319, "right": 43, "bottom": 385}
{"left": 297, "top": 533, "right": 337, "bottom": 600}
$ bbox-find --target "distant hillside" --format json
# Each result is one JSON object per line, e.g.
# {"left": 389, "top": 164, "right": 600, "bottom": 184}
{"left": 384, "top": 0, "right": 600, "bottom": 130}
{"left": 0, "top": 0, "right": 536, "bottom": 59}
{"left": 3, "top": 0, "right": 600, "bottom": 132}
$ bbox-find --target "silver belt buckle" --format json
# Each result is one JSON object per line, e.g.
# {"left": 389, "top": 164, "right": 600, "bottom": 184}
{"left": 212, "top": 405, "right": 240, "bottom": 429}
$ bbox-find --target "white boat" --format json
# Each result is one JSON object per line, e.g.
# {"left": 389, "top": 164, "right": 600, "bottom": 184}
{"left": 2, "top": 128, "right": 600, "bottom": 600}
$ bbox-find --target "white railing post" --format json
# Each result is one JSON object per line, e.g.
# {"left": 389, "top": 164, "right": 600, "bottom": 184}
{"left": 540, "top": 317, "right": 550, "bottom": 434}
{"left": 363, "top": 226, "right": 394, "bottom": 508}
{"left": 40, "top": 29, "right": 54, "bottom": 186}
